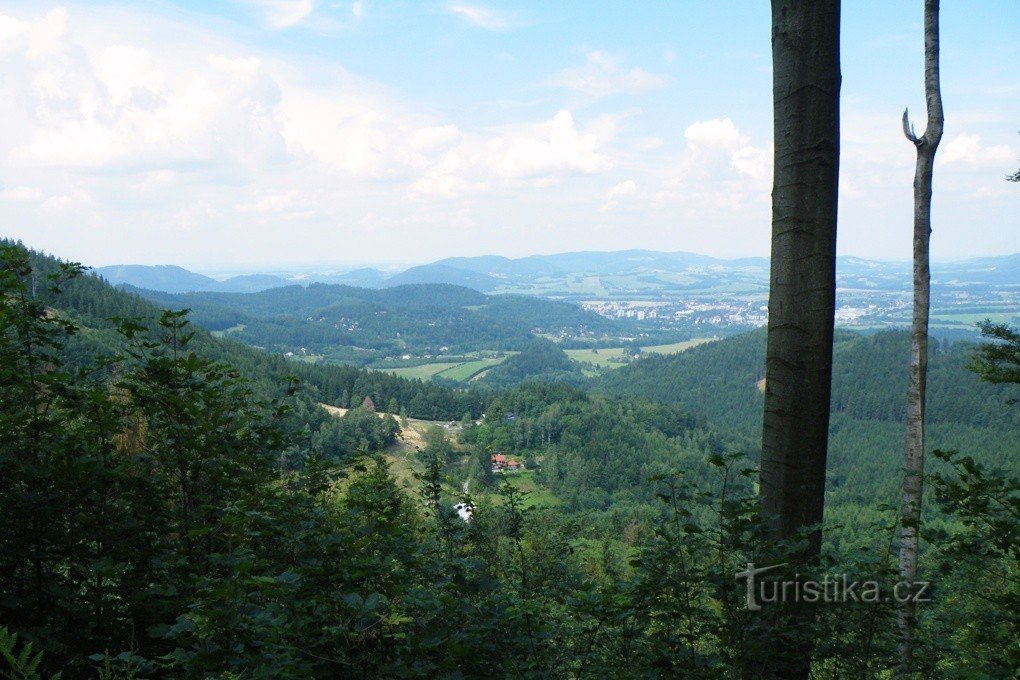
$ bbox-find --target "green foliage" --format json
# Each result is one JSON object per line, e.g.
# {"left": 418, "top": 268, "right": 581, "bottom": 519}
{"left": 1, "top": 241, "right": 1016, "bottom": 676}
{"left": 0, "top": 627, "right": 61, "bottom": 680}
{"left": 313, "top": 407, "right": 399, "bottom": 462}
{"left": 924, "top": 451, "right": 1019, "bottom": 675}
{"left": 128, "top": 281, "right": 631, "bottom": 363}
{"left": 968, "top": 321, "right": 1020, "bottom": 389}
{"left": 479, "top": 338, "right": 585, "bottom": 389}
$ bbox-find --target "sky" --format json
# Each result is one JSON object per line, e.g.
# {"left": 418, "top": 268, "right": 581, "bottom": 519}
{"left": 0, "top": 0, "right": 1017, "bottom": 271}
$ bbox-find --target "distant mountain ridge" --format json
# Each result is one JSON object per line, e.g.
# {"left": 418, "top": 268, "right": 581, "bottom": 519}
{"left": 97, "top": 265, "right": 291, "bottom": 294}
{"left": 96, "top": 250, "right": 1020, "bottom": 296}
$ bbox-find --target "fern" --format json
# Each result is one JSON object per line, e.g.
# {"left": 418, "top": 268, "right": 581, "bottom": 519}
{"left": 0, "top": 627, "right": 60, "bottom": 680}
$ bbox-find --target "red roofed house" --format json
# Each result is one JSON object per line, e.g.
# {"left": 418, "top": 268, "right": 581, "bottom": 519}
{"left": 492, "top": 454, "right": 522, "bottom": 473}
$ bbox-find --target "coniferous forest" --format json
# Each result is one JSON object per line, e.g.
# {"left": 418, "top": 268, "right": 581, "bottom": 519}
{"left": 1, "top": 239, "right": 1016, "bottom": 677}
{"left": 2, "top": 1, "right": 1019, "bottom": 678}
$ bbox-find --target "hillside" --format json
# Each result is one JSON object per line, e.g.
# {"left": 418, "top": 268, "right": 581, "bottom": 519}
{"left": 4, "top": 241, "right": 1017, "bottom": 677}
{"left": 97, "top": 264, "right": 290, "bottom": 293}
{"left": 595, "top": 328, "right": 1020, "bottom": 528}
{"left": 126, "top": 281, "right": 650, "bottom": 366}
{"left": 595, "top": 328, "right": 1019, "bottom": 432}
{"left": 11, "top": 244, "right": 487, "bottom": 424}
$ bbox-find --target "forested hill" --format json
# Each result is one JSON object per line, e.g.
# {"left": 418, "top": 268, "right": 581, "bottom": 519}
{"left": 594, "top": 327, "right": 1019, "bottom": 535}
{"left": 595, "top": 328, "right": 1018, "bottom": 434}
{"left": 13, "top": 242, "right": 487, "bottom": 422}
{"left": 124, "top": 281, "right": 637, "bottom": 362}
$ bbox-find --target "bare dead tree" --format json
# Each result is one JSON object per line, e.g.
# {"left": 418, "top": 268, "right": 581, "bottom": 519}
{"left": 898, "top": 0, "right": 943, "bottom": 673}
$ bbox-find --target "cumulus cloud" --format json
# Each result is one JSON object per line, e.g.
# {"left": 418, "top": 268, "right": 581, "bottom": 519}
{"left": 684, "top": 118, "right": 772, "bottom": 179}
{"left": 447, "top": 3, "right": 512, "bottom": 31}
{"left": 555, "top": 51, "right": 666, "bottom": 97}
{"left": 939, "top": 133, "right": 1015, "bottom": 169}
{"left": 5, "top": 25, "right": 287, "bottom": 172}
{"left": 599, "top": 179, "right": 637, "bottom": 212}
{"left": 492, "top": 110, "right": 611, "bottom": 179}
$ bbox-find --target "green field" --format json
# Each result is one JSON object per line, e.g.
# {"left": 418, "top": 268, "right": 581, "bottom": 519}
{"left": 930, "top": 312, "right": 1017, "bottom": 325}
{"left": 211, "top": 323, "right": 246, "bottom": 338}
{"left": 386, "top": 363, "right": 460, "bottom": 379}
{"left": 565, "top": 347, "right": 628, "bottom": 367}
{"left": 491, "top": 469, "right": 560, "bottom": 508}
{"left": 567, "top": 338, "right": 717, "bottom": 374}
{"left": 642, "top": 338, "right": 717, "bottom": 354}
{"left": 435, "top": 358, "right": 503, "bottom": 381}
{"left": 383, "top": 356, "right": 507, "bottom": 381}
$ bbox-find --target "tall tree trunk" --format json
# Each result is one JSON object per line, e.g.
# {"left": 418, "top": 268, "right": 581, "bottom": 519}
{"left": 759, "top": 1, "right": 840, "bottom": 676}
{"left": 898, "top": 0, "right": 943, "bottom": 673}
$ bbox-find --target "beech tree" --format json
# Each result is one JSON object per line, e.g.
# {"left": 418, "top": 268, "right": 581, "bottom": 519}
{"left": 759, "top": 0, "right": 841, "bottom": 676}
{"left": 898, "top": 0, "right": 943, "bottom": 673}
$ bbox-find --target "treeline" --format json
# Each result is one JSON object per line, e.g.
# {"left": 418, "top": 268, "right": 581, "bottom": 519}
{"left": 595, "top": 326, "right": 1019, "bottom": 433}
{"left": 475, "top": 338, "right": 586, "bottom": 389}
{"left": 8, "top": 240, "right": 487, "bottom": 424}
{"left": 123, "top": 280, "right": 634, "bottom": 361}
{"left": 460, "top": 382, "right": 737, "bottom": 512}
{"left": 1, "top": 243, "right": 1015, "bottom": 677}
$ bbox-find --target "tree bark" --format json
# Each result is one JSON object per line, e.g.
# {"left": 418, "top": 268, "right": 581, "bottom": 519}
{"left": 898, "top": 0, "right": 943, "bottom": 674}
{"left": 759, "top": 1, "right": 840, "bottom": 676}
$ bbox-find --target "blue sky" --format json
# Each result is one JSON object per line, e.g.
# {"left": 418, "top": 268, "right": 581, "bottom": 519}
{"left": 0, "top": 0, "right": 1017, "bottom": 270}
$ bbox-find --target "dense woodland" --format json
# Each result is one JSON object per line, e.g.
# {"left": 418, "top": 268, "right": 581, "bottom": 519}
{"left": 123, "top": 281, "right": 657, "bottom": 366}
{"left": 2, "top": 242, "right": 1016, "bottom": 677}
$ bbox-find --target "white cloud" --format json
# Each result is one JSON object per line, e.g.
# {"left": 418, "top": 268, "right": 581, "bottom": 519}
{"left": 9, "top": 39, "right": 286, "bottom": 171}
{"left": 0, "top": 15, "right": 30, "bottom": 49}
{"left": 555, "top": 51, "right": 666, "bottom": 97}
{"left": 447, "top": 3, "right": 512, "bottom": 31}
{"left": 412, "top": 124, "right": 460, "bottom": 152}
{"left": 939, "top": 133, "right": 1014, "bottom": 169}
{"left": 599, "top": 179, "right": 637, "bottom": 212}
{"left": 27, "top": 7, "right": 66, "bottom": 58}
{"left": 246, "top": 0, "right": 315, "bottom": 29}
{"left": 409, "top": 152, "right": 467, "bottom": 199}
{"left": 42, "top": 187, "right": 90, "bottom": 212}
{"left": 236, "top": 189, "right": 306, "bottom": 214}
{"left": 684, "top": 118, "right": 772, "bottom": 179}
{"left": 493, "top": 110, "right": 611, "bottom": 178}
{"left": 97, "top": 45, "right": 164, "bottom": 105}
{"left": 0, "top": 185, "right": 42, "bottom": 202}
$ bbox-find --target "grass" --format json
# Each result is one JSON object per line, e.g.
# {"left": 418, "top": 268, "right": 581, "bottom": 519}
{"left": 567, "top": 337, "right": 717, "bottom": 373}
{"left": 386, "top": 363, "right": 462, "bottom": 379}
{"left": 436, "top": 358, "right": 503, "bottom": 381}
{"left": 381, "top": 356, "right": 509, "bottom": 381}
{"left": 930, "top": 312, "right": 1016, "bottom": 325}
{"left": 642, "top": 338, "right": 717, "bottom": 354}
{"left": 211, "top": 324, "right": 246, "bottom": 338}
{"left": 503, "top": 470, "right": 560, "bottom": 508}
{"left": 565, "top": 347, "right": 628, "bottom": 367}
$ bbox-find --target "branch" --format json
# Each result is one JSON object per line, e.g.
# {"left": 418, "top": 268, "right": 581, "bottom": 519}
{"left": 902, "top": 108, "right": 920, "bottom": 146}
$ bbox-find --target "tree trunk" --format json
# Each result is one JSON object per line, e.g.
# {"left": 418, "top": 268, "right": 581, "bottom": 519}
{"left": 759, "top": 1, "right": 841, "bottom": 676}
{"left": 898, "top": 0, "right": 943, "bottom": 673}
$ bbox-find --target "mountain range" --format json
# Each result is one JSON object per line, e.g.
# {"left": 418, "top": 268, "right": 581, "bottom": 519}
{"left": 97, "top": 250, "right": 1020, "bottom": 297}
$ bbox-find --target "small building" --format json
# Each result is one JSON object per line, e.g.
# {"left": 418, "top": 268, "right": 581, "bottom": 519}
{"left": 491, "top": 454, "right": 522, "bottom": 473}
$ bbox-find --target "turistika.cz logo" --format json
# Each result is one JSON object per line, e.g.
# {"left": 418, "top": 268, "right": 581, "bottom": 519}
{"left": 735, "top": 562, "right": 932, "bottom": 611}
